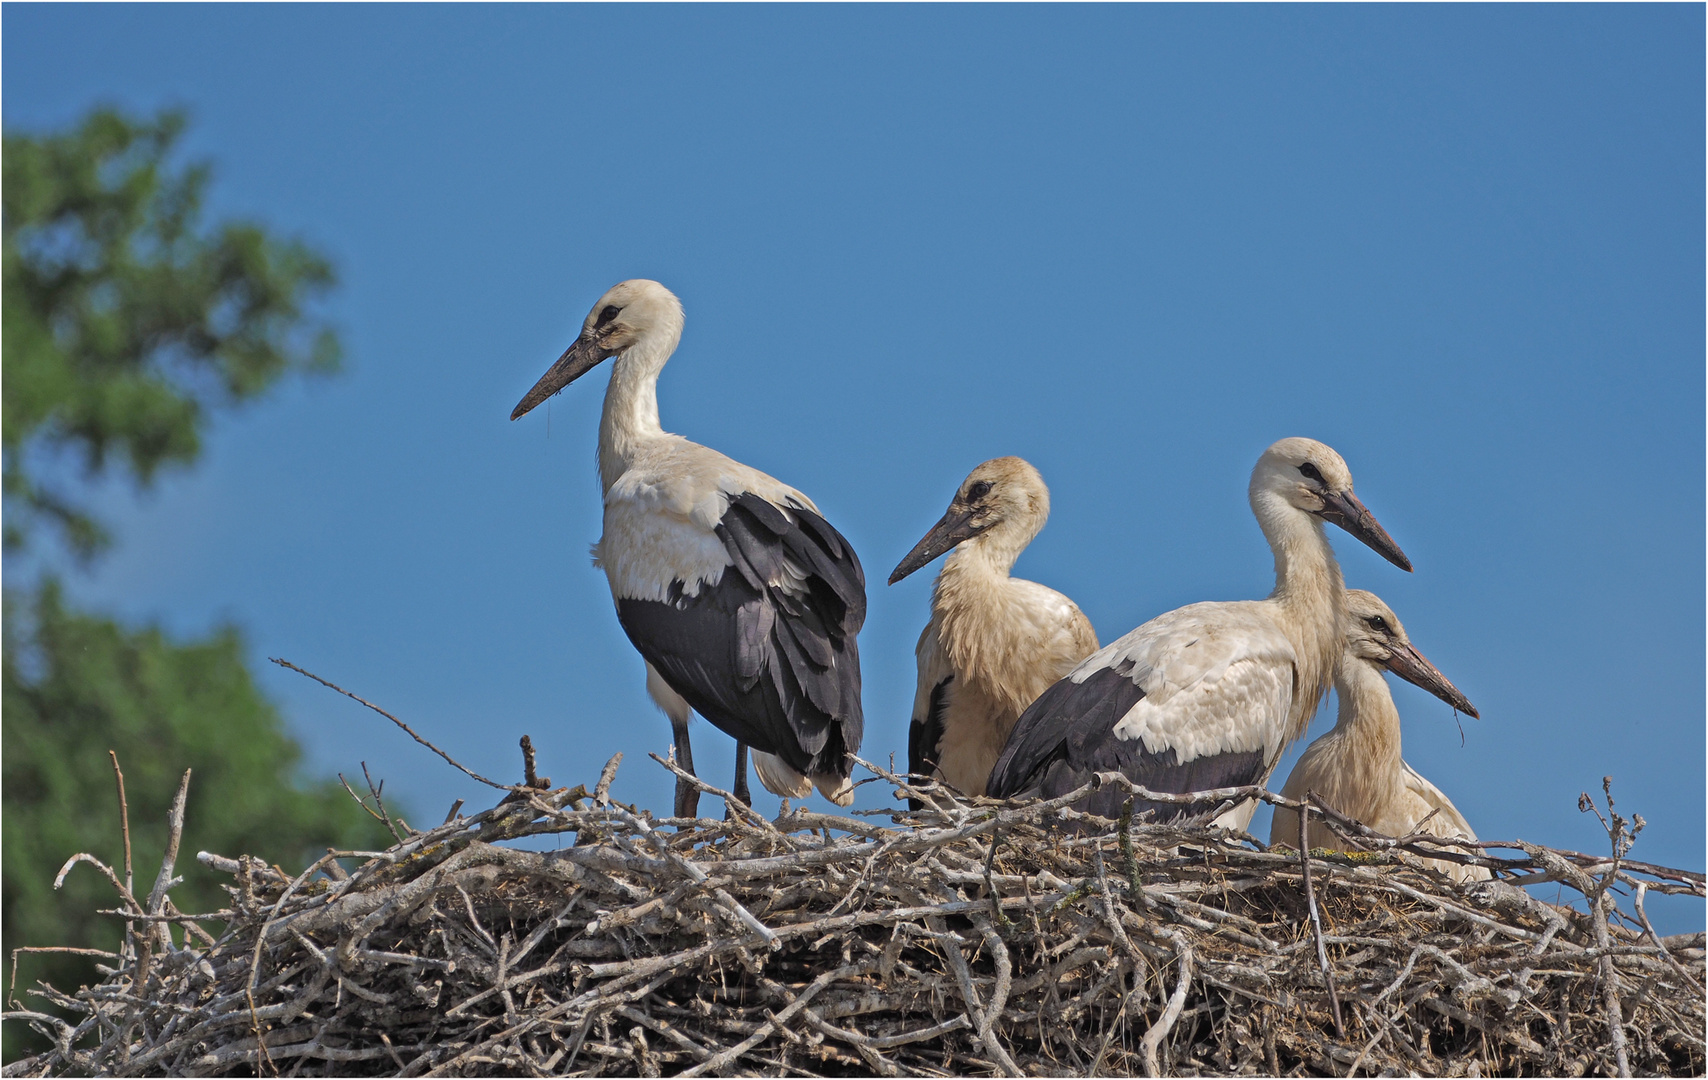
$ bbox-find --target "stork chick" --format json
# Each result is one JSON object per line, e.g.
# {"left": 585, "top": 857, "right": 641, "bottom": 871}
{"left": 889, "top": 457, "right": 1098, "bottom": 806}
{"left": 511, "top": 280, "right": 865, "bottom": 817}
{"left": 1271, "top": 589, "right": 1489, "bottom": 882}
{"left": 989, "top": 437, "right": 1412, "bottom": 829}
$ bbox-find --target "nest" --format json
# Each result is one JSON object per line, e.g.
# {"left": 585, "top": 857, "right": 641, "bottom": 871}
{"left": 4, "top": 749, "right": 1704, "bottom": 1078}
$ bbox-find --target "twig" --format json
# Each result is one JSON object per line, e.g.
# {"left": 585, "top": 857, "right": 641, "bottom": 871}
{"left": 361, "top": 762, "right": 407, "bottom": 841}
{"left": 1139, "top": 939, "right": 1193, "bottom": 1077}
{"left": 1583, "top": 779, "right": 1635, "bottom": 1078}
{"left": 108, "top": 751, "right": 136, "bottom": 965}
{"left": 594, "top": 753, "right": 623, "bottom": 805}
{"left": 1300, "top": 793, "right": 1345, "bottom": 1037}
{"left": 519, "top": 734, "right": 550, "bottom": 789}
{"left": 1343, "top": 1018, "right": 1387, "bottom": 1078}
{"left": 270, "top": 658, "right": 515, "bottom": 790}
{"left": 143, "top": 769, "right": 192, "bottom": 950}
{"left": 677, "top": 966, "right": 852, "bottom": 1076}
{"left": 935, "top": 917, "right": 1023, "bottom": 1076}
{"left": 143, "top": 770, "right": 192, "bottom": 918}
{"left": 1634, "top": 882, "right": 1704, "bottom": 996}
{"left": 648, "top": 752, "right": 771, "bottom": 830}
{"left": 339, "top": 773, "right": 389, "bottom": 825}
{"left": 9, "top": 947, "right": 119, "bottom": 1007}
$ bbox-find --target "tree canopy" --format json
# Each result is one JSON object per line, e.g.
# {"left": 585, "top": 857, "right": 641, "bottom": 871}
{"left": 3, "top": 108, "right": 340, "bottom": 558}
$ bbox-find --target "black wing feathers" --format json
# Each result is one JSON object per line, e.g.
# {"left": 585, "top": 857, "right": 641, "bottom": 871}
{"left": 987, "top": 664, "right": 1268, "bottom": 824}
{"left": 616, "top": 492, "right": 864, "bottom": 780}
{"left": 988, "top": 665, "right": 1146, "bottom": 798}
{"left": 906, "top": 676, "right": 952, "bottom": 812}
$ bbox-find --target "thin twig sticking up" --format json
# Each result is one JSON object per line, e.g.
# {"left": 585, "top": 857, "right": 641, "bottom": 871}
{"left": 1300, "top": 792, "right": 1344, "bottom": 1038}
{"left": 270, "top": 658, "right": 515, "bottom": 791}
{"left": 107, "top": 752, "right": 135, "bottom": 963}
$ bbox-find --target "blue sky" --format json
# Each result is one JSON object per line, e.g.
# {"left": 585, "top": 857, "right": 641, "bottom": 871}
{"left": 5, "top": 5, "right": 1701, "bottom": 930}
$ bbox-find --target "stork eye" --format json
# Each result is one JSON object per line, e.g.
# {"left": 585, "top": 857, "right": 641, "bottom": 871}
{"left": 1366, "top": 615, "right": 1390, "bottom": 634}
{"left": 965, "top": 480, "right": 993, "bottom": 502}
{"left": 1299, "top": 462, "right": 1324, "bottom": 483}
{"left": 595, "top": 305, "right": 621, "bottom": 328}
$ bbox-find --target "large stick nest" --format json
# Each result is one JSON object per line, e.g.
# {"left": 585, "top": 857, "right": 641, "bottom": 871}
{"left": 5, "top": 754, "right": 1703, "bottom": 1077}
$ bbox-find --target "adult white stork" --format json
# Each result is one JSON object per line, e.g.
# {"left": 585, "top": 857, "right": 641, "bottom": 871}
{"left": 987, "top": 437, "right": 1412, "bottom": 829}
{"left": 888, "top": 457, "right": 1098, "bottom": 807}
{"left": 511, "top": 280, "right": 865, "bottom": 817}
{"left": 1271, "top": 589, "right": 1489, "bottom": 882}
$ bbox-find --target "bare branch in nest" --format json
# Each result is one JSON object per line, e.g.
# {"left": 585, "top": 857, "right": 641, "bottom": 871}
{"left": 593, "top": 752, "right": 622, "bottom": 805}
{"left": 519, "top": 734, "right": 549, "bottom": 789}
{"left": 3, "top": 753, "right": 1702, "bottom": 1078}
{"left": 1300, "top": 793, "right": 1343, "bottom": 1038}
{"left": 648, "top": 752, "right": 773, "bottom": 830}
{"left": 107, "top": 752, "right": 136, "bottom": 966}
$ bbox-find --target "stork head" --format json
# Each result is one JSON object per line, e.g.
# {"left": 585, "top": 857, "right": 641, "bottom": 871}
{"left": 1343, "top": 589, "right": 1478, "bottom": 717}
{"left": 511, "top": 279, "right": 685, "bottom": 421}
{"left": 1250, "top": 437, "right": 1412, "bottom": 572}
{"left": 888, "top": 457, "right": 1050, "bottom": 584}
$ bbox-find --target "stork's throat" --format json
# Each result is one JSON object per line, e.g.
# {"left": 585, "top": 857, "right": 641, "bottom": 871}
{"left": 597, "top": 351, "right": 669, "bottom": 494}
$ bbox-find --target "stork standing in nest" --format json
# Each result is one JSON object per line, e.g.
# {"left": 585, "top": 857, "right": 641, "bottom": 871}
{"left": 989, "top": 438, "right": 1412, "bottom": 829}
{"left": 1271, "top": 589, "right": 1489, "bottom": 882}
{"left": 511, "top": 280, "right": 865, "bottom": 817}
{"left": 888, "top": 458, "right": 1098, "bottom": 808}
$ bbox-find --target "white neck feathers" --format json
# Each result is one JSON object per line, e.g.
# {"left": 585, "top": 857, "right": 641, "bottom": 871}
{"left": 1251, "top": 488, "right": 1346, "bottom": 742}
{"left": 597, "top": 330, "right": 678, "bottom": 494}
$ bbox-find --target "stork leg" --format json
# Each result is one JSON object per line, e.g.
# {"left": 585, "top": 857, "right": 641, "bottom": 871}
{"left": 670, "top": 716, "right": 700, "bottom": 820}
{"left": 729, "top": 742, "right": 752, "bottom": 819}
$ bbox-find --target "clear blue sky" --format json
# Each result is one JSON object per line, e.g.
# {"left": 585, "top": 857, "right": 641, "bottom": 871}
{"left": 6, "top": 6, "right": 1701, "bottom": 930}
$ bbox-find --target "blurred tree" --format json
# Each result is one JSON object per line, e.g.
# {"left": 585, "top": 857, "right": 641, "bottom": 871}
{"left": 3, "top": 107, "right": 339, "bottom": 558}
{"left": 1, "top": 110, "right": 389, "bottom": 1059}
{"left": 2, "top": 584, "right": 393, "bottom": 1019}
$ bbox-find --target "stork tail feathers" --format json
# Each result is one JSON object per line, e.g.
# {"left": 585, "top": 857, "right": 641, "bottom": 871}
{"left": 752, "top": 750, "right": 813, "bottom": 800}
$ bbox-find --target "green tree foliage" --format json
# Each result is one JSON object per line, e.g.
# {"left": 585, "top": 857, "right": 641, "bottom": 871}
{"left": 0, "top": 110, "right": 388, "bottom": 1059}
{"left": 2, "top": 584, "right": 394, "bottom": 1016}
{"left": 3, "top": 108, "right": 340, "bottom": 558}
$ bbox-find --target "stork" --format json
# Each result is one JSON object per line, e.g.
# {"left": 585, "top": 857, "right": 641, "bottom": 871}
{"left": 987, "top": 437, "right": 1412, "bottom": 829}
{"left": 1271, "top": 589, "right": 1489, "bottom": 882}
{"left": 888, "top": 458, "right": 1097, "bottom": 807}
{"left": 511, "top": 280, "right": 865, "bottom": 817}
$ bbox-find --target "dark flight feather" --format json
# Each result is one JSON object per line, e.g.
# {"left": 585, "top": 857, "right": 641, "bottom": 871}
{"left": 906, "top": 676, "right": 953, "bottom": 812}
{"left": 616, "top": 493, "right": 865, "bottom": 780}
{"left": 988, "top": 665, "right": 1269, "bottom": 823}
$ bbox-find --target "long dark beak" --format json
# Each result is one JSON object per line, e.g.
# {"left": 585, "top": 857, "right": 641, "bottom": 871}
{"left": 1383, "top": 641, "right": 1479, "bottom": 718}
{"left": 510, "top": 336, "right": 616, "bottom": 421}
{"left": 888, "top": 507, "right": 984, "bottom": 585}
{"left": 1316, "top": 490, "right": 1413, "bottom": 572}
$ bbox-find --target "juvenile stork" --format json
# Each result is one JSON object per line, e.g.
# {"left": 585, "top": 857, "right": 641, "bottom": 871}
{"left": 889, "top": 458, "right": 1098, "bottom": 806}
{"left": 511, "top": 280, "right": 865, "bottom": 817}
{"left": 987, "top": 437, "right": 1412, "bottom": 829}
{"left": 1271, "top": 589, "right": 1489, "bottom": 882}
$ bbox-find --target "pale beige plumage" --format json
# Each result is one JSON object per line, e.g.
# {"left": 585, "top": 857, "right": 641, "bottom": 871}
{"left": 893, "top": 458, "right": 1097, "bottom": 800}
{"left": 1271, "top": 590, "right": 1489, "bottom": 882}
